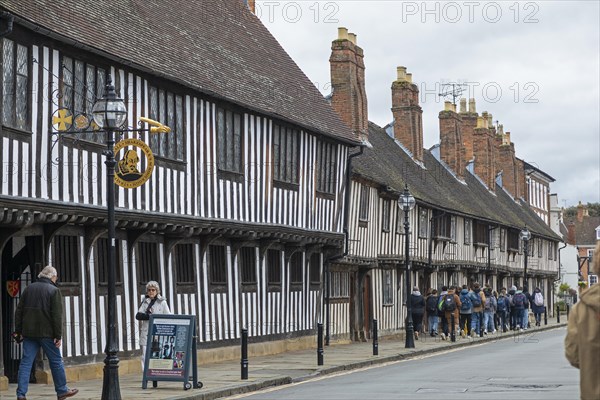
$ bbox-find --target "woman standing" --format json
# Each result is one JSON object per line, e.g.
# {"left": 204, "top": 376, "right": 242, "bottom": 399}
{"left": 410, "top": 286, "right": 425, "bottom": 340}
{"left": 136, "top": 281, "right": 171, "bottom": 369}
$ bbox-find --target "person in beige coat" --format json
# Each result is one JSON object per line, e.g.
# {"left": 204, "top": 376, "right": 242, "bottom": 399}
{"left": 565, "top": 241, "right": 600, "bottom": 400}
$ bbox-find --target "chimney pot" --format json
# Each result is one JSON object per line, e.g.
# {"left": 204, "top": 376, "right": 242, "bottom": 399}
{"left": 396, "top": 66, "right": 407, "bottom": 81}
{"left": 476, "top": 116, "right": 485, "bottom": 128}
{"left": 444, "top": 101, "right": 453, "bottom": 111}
{"left": 460, "top": 98, "right": 467, "bottom": 113}
{"left": 504, "top": 131, "right": 511, "bottom": 145}
{"left": 406, "top": 73, "right": 413, "bottom": 83}
{"left": 488, "top": 113, "right": 493, "bottom": 127}
{"left": 469, "top": 98, "right": 476, "bottom": 114}
{"left": 348, "top": 33, "right": 357, "bottom": 44}
{"left": 337, "top": 27, "right": 349, "bottom": 40}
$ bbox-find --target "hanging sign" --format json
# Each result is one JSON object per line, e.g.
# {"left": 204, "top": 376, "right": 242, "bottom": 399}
{"left": 7, "top": 280, "right": 20, "bottom": 297}
{"left": 113, "top": 138, "right": 155, "bottom": 189}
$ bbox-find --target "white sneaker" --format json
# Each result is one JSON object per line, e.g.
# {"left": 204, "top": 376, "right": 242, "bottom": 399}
{"left": 492, "top": 329, "right": 497, "bottom": 334}
{"left": 440, "top": 333, "right": 446, "bottom": 340}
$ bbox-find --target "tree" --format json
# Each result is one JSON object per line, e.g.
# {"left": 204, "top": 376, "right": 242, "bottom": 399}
{"left": 564, "top": 202, "right": 600, "bottom": 218}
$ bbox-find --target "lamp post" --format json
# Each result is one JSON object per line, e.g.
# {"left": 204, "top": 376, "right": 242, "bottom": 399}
{"left": 520, "top": 226, "right": 531, "bottom": 290}
{"left": 398, "top": 184, "right": 416, "bottom": 348}
{"left": 92, "top": 75, "right": 127, "bottom": 400}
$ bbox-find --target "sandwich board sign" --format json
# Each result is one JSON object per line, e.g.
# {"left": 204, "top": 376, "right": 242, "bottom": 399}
{"left": 142, "top": 314, "right": 201, "bottom": 390}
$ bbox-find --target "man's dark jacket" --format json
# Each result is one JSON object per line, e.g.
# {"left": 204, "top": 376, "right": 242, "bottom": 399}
{"left": 15, "top": 277, "right": 63, "bottom": 339}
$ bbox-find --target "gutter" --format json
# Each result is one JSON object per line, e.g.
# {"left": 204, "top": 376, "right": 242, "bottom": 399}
{"left": 324, "top": 144, "right": 365, "bottom": 345}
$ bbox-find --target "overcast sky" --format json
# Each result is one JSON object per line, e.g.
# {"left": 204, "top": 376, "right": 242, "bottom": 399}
{"left": 256, "top": 0, "right": 600, "bottom": 208}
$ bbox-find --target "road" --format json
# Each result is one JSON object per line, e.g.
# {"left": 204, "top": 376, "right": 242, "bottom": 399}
{"left": 230, "top": 328, "right": 579, "bottom": 400}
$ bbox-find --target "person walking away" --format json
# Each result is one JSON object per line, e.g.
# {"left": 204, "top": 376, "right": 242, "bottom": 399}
{"left": 442, "top": 286, "right": 461, "bottom": 340}
{"left": 531, "top": 287, "right": 545, "bottom": 326}
{"left": 136, "top": 281, "right": 171, "bottom": 369}
{"left": 13, "top": 266, "right": 79, "bottom": 400}
{"left": 410, "top": 286, "right": 425, "bottom": 340}
{"left": 470, "top": 283, "right": 486, "bottom": 337}
{"left": 425, "top": 289, "right": 439, "bottom": 337}
{"left": 483, "top": 287, "right": 497, "bottom": 334}
{"left": 507, "top": 285, "right": 517, "bottom": 330}
{"left": 511, "top": 287, "right": 527, "bottom": 331}
{"left": 458, "top": 284, "right": 473, "bottom": 337}
{"left": 565, "top": 241, "right": 600, "bottom": 400}
{"left": 497, "top": 288, "right": 509, "bottom": 332}
{"left": 437, "top": 286, "right": 449, "bottom": 340}
{"left": 522, "top": 286, "right": 531, "bottom": 330}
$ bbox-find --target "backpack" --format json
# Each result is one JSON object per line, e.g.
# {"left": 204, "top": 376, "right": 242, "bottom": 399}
{"left": 460, "top": 293, "right": 472, "bottom": 312}
{"left": 534, "top": 292, "right": 544, "bottom": 306}
{"left": 513, "top": 293, "right": 525, "bottom": 307}
{"left": 438, "top": 296, "right": 445, "bottom": 312}
{"left": 442, "top": 294, "right": 456, "bottom": 312}
{"left": 484, "top": 296, "right": 492, "bottom": 310}
{"left": 426, "top": 295, "right": 439, "bottom": 313}
{"left": 497, "top": 296, "right": 507, "bottom": 312}
{"left": 471, "top": 292, "right": 482, "bottom": 307}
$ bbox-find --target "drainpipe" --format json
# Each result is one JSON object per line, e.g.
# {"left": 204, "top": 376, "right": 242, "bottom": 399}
{"left": 487, "top": 225, "right": 498, "bottom": 271}
{"left": 324, "top": 144, "right": 364, "bottom": 345}
{"left": 0, "top": 12, "right": 14, "bottom": 37}
{"left": 556, "top": 242, "right": 567, "bottom": 283}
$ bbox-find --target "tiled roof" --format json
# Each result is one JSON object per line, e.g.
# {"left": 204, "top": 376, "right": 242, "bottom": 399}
{"left": 353, "top": 122, "right": 560, "bottom": 240}
{"left": 0, "top": 0, "right": 358, "bottom": 144}
{"left": 566, "top": 216, "right": 600, "bottom": 245}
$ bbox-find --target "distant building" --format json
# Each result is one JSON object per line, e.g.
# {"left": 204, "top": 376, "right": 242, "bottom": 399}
{"left": 563, "top": 202, "right": 600, "bottom": 290}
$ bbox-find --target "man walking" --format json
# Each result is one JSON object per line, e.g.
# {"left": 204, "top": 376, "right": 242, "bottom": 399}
{"left": 14, "top": 266, "right": 78, "bottom": 400}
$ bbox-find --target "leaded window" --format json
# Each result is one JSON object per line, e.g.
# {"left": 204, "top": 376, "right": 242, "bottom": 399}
{"left": 147, "top": 85, "right": 184, "bottom": 160}
{"left": 381, "top": 199, "right": 391, "bottom": 232}
{"left": 329, "top": 271, "right": 349, "bottom": 298}
{"left": 316, "top": 140, "right": 338, "bottom": 194}
{"left": 60, "top": 56, "right": 106, "bottom": 142}
{"left": 418, "top": 208, "right": 428, "bottom": 238}
{"left": 383, "top": 269, "right": 393, "bottom": 305}
{"left": 358, "top": 185, "right": 369, "bottom": 221}
{"left": 216, "top": 106, "right": 243, "bottom": 174}
{"left": 273, "top": 123, "right": 299, "bottom": 185}
{"left": 499, "top": 228, "right": 506, "bottom": 252}
{"left": 464, "top": 219, "right": 472, "bottom": 244}
{"left": 2, "top": 39, "right": 29, "bottom": 130}
{"left": 473, "top": 221, "right": 488, "bottom": 245}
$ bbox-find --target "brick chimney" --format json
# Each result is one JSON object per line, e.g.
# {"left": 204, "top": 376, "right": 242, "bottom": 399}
{"left": 472, "top": 114, "right": 496, "bottom": 191}
{"left": 459, "top": 98, "right": 478, "bottom": 163}
{"left": 496, "top": 132, "right": 518, "bottom": 197}
{"left": 391, "top": 66, "right": 423, "bottom": 162}
{"left": 567, "top": 220, "right": 576, "bottom": 244}
{"left": 246, "top": 0, "right": 255, "bottom": 13}
{"left": 329, "top": 27, "right": 368, "bottom": 141}
{"left": 439, "top": 101, "right": 465, "bottom": 178}
{"left": 577, "top": 201, "right": 589, "bottom": 222}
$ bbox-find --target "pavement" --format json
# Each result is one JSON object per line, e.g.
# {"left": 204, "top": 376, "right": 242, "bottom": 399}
{"left": 1, "top": 321, "right": 567, "bottom": 400}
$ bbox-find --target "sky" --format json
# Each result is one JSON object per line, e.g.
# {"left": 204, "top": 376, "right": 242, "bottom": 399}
{"left": 255, "top": 0, "right": 600, "bottom": 208}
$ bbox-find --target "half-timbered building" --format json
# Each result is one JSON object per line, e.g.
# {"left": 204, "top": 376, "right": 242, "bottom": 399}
{"left": 0, "top": 1, "right": 362, "bottom": 386}
{"left": 324, "top": 29, "right": 562, "bottom": 341}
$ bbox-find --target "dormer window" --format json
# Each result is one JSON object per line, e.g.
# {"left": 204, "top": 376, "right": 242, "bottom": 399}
{"left": 596, "top": 226, "right": 600, "bottom": 240}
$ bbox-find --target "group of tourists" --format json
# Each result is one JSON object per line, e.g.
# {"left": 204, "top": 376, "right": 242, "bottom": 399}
{"left": 409, "top": 282, "right": 546, "bottom": 341}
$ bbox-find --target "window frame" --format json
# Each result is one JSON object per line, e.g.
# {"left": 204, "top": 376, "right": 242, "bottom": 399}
{"left": 137, "top": 241, "right": 160, "bottom": 289}
{"left": 381, "top": 199, "right": 391, "bottom": 232}
{"left": 418, "top": 208, "right": 428, "bottom": 238}
{"left": 173, "top": 243, "right": 195, "bottom": 293}
{"left": 53, "top": 234, "right": 80, "bottom": 285}
{"left": 382, "top": 269, "right": 393, "bottom": 305}
{"left": 2, "top": 38, "right": 31, "bottom": 132}
{"left": 358, "top": 185, "right": 370, "bottom": 222}
{"left": 464, "top": 219, "right": 472, "bottom": 245}
{"left": 216, "top": 105, "right": 244, "bottom": 176}
{"left": 272, "top": 122, "right": 300, "bottom": 187}
{"left": 289, "top": 252, "right": 303, "bottom": 291}
{"left": 316, "top": 139, "right": 338, "bottom": 196}
{"left": 239, "top": 247, "right": 257, "bottom": 291}
{"left": 95, "top": 237, "right": 124, "bottom": 292}
{"left": 147, "top": 84, "right": 185, "bottom": 161}
{"left": 266, "top": 249, "right": 282, "bottom": 291}
{"left": 208, "top": 244, "right": 228, "bottom": 291}
{"left": 309, "top": 253, "right": 321, "bottom": 287}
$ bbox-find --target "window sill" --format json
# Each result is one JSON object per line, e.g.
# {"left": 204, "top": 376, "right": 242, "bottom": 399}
{"left": 316, "top": 191, "right": 336, "bottom": 201}
{"left": 217, "top": 169, "right": 244, "bottom": 183}
{"left": 474, "top": 242, "right": 489, "bottom": 248}
{"left": 1, "top": 125, "right": 33, "bottom": 140}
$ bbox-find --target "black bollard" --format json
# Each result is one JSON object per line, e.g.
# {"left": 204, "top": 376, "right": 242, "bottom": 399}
{"left": 450, "top": 313, "right": 456, "bottom": 342}
{"left": 556, "top": 304, "right": 560, "bottom": 324}
{"left": 317, "top": 323, "right": 324, "bottom": 366}
{"left": 372, "top": 319, "right": 379, "bottom": 356}
{"left": 241, "top": 328, "right": 248, "bottom": 380}
{"left": 544, "top": 306, "right": 548, "bottom": 325}
{"left": 566, "top": 304, "right": 570, "bottom": 320}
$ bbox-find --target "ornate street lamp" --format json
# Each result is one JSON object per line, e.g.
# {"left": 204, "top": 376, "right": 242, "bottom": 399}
{"left": 398, "top": 184, "right": 416, "bottom": 348}
{"left": 519, "top": 226, "right": 531, "bottom": 290}
{"left": 92, "top": 76, "right": 126, "bottom": 400}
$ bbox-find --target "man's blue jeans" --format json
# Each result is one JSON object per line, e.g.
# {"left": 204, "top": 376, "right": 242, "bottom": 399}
{"left": 471, "top": 312, "right": 483, "bottom": 335}
{"left": 17, "top": 338, "right": 69, "bottom": 398}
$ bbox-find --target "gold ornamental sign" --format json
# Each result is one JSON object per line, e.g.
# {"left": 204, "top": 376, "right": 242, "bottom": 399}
{"left": 114, "top": 138, "right": 155, "bottom": 189}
